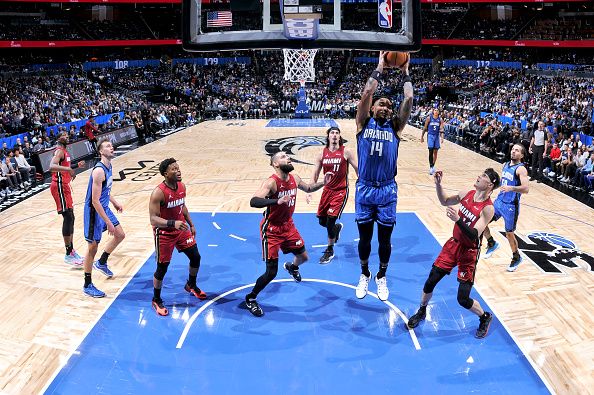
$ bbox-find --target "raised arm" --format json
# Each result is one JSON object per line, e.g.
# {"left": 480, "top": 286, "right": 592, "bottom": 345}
{"left": 394, "top": 62, "right": 414, "bottom": 134}
{"left": 356, "top": 51, "right": 386, "bottom": 131}
{"left": 294, "top": 173, "right": 329, "bottom": 193}
{"left": 434, "top": 171, "right": 464, "bottom": 206}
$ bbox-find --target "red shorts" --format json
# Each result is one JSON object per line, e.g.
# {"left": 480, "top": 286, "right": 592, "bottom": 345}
{"left": 260, "top": 219, "right": 305, "bottom": 261}
{"left": 433, "top": 238, "right": 480, "bottom": 283}
{"left": 317, "top": 187, "right": 348, "bottom": 218}
{"left": 154, "top": 228, "right": 197, "bottom": 263}
{"left": 50, "top": 181, "right": 73, "bottom": 213}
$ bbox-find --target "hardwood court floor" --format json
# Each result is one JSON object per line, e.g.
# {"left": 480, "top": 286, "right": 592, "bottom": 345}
{"left": 0, "top": 120, "right": 592, "bottom": 394}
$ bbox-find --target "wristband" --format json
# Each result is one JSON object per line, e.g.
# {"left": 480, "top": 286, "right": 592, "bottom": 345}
{"left": 370, "top": 70, "right": 382, "bottom": 83}
{"left": 167, "top": 219, "right": 175, "bottom": 228}
{"left": 403, "top": 75, "right": 412, "bottom": 84}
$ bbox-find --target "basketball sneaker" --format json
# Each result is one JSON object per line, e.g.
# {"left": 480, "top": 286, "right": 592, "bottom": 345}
{"left": 83, "top": 283, "right": 105, "bottom": 298}
{"left": 184, "top": 283, "right": 207, "bottom": 300}
{"left": 475, "top": 312, "right": 493, "bottom": 339}
{"left": 245, "top": 297, "right": 264, "bottom": 317}
{"left": 507, "top": 255, "right": 523, "bottom": 272}
{"left": 93, "top": 261, "right": 113, "bottom": 278}
{"left": 483, "top": 241, "right": 500, "bottom": 259}
{"left": 334, "top": 222, "right": 343, "bottom": 244}
{"left": 64, "top": 250, "right": 83, "bottom": 267}
{"left": 375, "top": 275, "right": 389, "bottom": 301}
{"left": 407, "top": 306, "right": 427, "bottom": 329}
{"left": 319, "top": 248, "right": 335, "bottom": 264}
{"left": 284, "top": 262, "right": 302, "bottom": 282}
{"left": 429, "top": 167, "right": 435, "bottom": 175}
{"left": 152, "top": 298, "right": 169, "bottom": 316}
{"left": 355, "top": 274, "right": 370, "bottom": 299}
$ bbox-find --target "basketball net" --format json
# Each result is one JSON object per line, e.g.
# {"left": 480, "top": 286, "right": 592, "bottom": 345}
{"left": 283, "top": 49, "right": 318, "bottom": 87}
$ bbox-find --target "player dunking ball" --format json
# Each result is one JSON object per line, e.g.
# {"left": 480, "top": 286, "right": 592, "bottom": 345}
{"left": 407, "top": 168, "right": 500, "bottom": 339}
{"left": 353, "top": 50, "right": 414, "bottom": 301}
{"left": 148, "top": 158, "right": 206, "bottom": 316}
{"left": 420, "top": 108, "right": 444, "bottom": 175}
{"left": 483, "top": 144, "right": 530, "bottom": 272}
{"left": 307, "top": 126, "right": 358, "bottom": 264}
{"left": 82, "top": 139, "right": 125, "bottom": 297}
{"left": 245, "top": 152, "right": 332, "bottom": 317}
{"left": 49, "top": 131, "right": 86, "bottom": 266}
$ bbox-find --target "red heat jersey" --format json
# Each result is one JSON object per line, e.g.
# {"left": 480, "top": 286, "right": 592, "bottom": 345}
{"left": 322, "top": 146, "right": 348, "bottom": 191}
{"left": 453, "top": 190, "right": 492, "bottom": 248}
{"left": 51, "top": 146, "right": 72, "bottom": 184}
{"left": 265, "top": 174, "right": 297, "bottom": 225}
{"left": 156, "top": 181, "right": 187, "bottom": 228}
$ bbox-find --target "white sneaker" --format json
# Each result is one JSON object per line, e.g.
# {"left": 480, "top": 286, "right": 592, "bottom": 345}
{"left": 375, "top": 275, "right": 389, "bottom": 301}
{"left": 548, "top": 171, "right": 556, "bottom": 177}
{"left": 429, "top": 167, "right": 435, "bottom": 175}
{"left": 355, "top": 274, "right": 370, "bottom": 299}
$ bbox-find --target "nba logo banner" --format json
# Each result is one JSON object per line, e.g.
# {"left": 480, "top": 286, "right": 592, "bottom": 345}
{"left": 378, "top": 0, "right": 392, "bottom": 29}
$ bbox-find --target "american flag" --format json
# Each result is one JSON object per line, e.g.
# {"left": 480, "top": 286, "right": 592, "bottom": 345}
{"left": 206, "top": 11, "right": 232, "bottom": 27}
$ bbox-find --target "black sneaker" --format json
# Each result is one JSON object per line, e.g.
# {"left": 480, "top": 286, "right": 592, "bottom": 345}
{"left": 334, "top": 222, "right": 343, "bottom": 244}
{"left": 245, "top": 298, "right": 264, "bottom": 317}
{"left": 319, "top": 248, "right": 335, "bottom": 264}
{"left": 475, "top": 312, "right": 493, "bottom": 339}
{"left": 284, "top": 262, "right": 302, "bottom": 282}
{"left": 407, "top": 307, "right": 427, "bottom": 329}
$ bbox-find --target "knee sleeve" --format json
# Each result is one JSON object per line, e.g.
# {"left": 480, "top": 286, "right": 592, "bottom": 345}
{"left": 182, "top": 246, "right": 201, "bottom": 269}
{"left": 154, "top": 262, "right": 169, "bottom": 281}
{"left": 326, "top": 216, "right": 337, "bottom": 239}
{"left": 357, "top": 222, "right": 374, "bottom": 261}
{"left": 264, "top": 258, "right": 279, "bottom": 281}
{"left": 457, "top": 281, "right": 474, "bottom": 310}
{"left": 61, "top": 209, "right": 75, "bottom": 236}
{"left": 377, "top": 223, "right": 394, "bottom": 263}
{"left": 423, "top": 266, "right": 448, "bottom": 294}
{"left": 318, "top": 216, "right": 327, "bottom": 227}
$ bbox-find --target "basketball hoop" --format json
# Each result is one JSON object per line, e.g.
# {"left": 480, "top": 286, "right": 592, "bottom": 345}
{"left": 283, "top": 48, "right": 318, "bottom": 85}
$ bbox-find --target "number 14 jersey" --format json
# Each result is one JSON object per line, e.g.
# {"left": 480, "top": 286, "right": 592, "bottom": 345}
{"left": 357, "top": 117, "right": 400, "bottom": 183}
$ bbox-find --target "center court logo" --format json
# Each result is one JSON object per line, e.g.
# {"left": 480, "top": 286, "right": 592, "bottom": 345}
{"left": 501, "top": 231, "right": 594, "bottom": 274}
{"left": 264, "top": 136, "right": 349, "bottom": 166}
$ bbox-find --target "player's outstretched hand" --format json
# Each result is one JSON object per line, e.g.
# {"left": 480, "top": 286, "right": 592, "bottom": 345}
{"left": 446, "top": 206, "right": 459, "bottom": 222}
{"left": 434, "top": 170, "right": 443, "bottom": 184}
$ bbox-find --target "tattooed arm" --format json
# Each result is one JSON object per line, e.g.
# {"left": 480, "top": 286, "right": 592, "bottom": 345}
{"left": 356, "top": 51, "right": 387, "bottom": 132}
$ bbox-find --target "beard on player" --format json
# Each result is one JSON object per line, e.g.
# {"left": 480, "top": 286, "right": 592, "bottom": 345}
{"left": 280, "top": 163, "right": 294, "bottom": 173}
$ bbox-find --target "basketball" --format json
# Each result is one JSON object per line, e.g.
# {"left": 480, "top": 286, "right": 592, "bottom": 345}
{"left": 384, "top": 51, "right": 410, "bottom": 70}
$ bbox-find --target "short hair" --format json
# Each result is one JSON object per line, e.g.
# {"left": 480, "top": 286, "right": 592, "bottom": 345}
{"left": 96, "top": 138, "right": 110, "bottom": 152}
{"left": 159, "top": 158, "right": 177, "bottom": 176}
{"left": 484, "top": 168, "right": 500, "bottom": 189}
{"left": 513, "top": 143, "right": 527, "bottom": 161}
{"left": 372, "top": 95, "right": 392, "bottom": 106}
{"left": 270, "top": 152, "right": 282, "bottom": 166}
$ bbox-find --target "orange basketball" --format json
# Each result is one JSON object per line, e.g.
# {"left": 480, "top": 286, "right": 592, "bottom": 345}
{"left": 384, "top": 51, "right": 410, "bottom": 70}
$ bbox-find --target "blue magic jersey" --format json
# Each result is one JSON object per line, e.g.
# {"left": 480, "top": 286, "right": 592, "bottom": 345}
{"left": 427, "top": 115, "right": 441, "bottom": 135}
{"left": 497, "top": 161, "right": 524, "bottom": 204}
{"left": 85, "top": 161, "right": 113, "bottom": 208}
{"left": 357, "top": 117, "right": 400, "bottom": 183}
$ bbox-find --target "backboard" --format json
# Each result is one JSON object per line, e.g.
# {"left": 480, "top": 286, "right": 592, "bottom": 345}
{"left": 182, "top": 0, "right": 421, "bottom": 52}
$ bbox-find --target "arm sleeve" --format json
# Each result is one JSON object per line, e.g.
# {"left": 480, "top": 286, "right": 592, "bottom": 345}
{"left": 456, "top": 218, "right": 479, "bottom": 241}
{"left": 250, "top": 197, "right": 278, "bottom": 208}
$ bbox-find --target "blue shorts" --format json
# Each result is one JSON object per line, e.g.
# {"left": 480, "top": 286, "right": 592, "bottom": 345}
{"left": 355, "top": 181, "right": 397, "bottom": 226}
{"left": 84, "top": 204, "right": 120, "bottom": 243}
{"left": 427, "top": 134, "right": 440, "bottom": 149}
{"left": 491, "top": 198, "right": 519, "bottom": 233}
